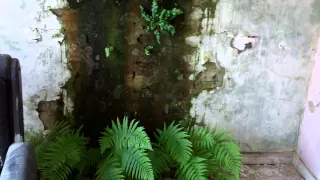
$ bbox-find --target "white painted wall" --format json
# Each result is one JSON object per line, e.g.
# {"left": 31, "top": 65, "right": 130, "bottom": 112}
{"left": 0, "top": 0, "right": 69, "bottom": 132}
{"left": 187, "top": 0, "right": 319, "bottom": 151}
{"left": 297, "top": 38, "right": 320, "bottom": 179}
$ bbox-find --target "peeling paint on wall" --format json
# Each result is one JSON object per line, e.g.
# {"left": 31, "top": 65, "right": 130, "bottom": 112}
{"left": 187, "top": 0, "right": 319, "bottom": 151}
{"left": 0, "top": 0, "right": 70, "bottom": 132}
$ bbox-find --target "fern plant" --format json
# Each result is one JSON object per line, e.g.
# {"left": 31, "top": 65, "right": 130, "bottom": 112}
{"left": 26, "top": 121, "right": 100, "bottom": 180}
{"left": 140, "top": 0, "right": 183, "bottom": 55}
{"left": 149, "top": 122, "right": 242, "bottom": 180}
{"left": 97, "top": 117, "right": 154, "bottom": 180}
{"left": 28, "top": 117, "right": 242, "bottom": 180}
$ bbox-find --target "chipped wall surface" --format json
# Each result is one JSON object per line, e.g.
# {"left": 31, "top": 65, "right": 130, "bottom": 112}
{"left": 0, "top": 0, "right": 70, "bottom": 132}
{"left": 297, "top": 38, "right": 320, "bottom": 179}
{"left": 188, "top": 0, "right": 320, "bottom": 151}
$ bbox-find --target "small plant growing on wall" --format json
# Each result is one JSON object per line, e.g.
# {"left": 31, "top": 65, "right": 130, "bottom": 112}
{"left": 105, "top": 46, "right": 114, "bottom": 57}
{"left": 140, "top": 0, "right": 183, "bottom": 55}
{"left": 144, "top": 45, "right": 154, "bottom": 56}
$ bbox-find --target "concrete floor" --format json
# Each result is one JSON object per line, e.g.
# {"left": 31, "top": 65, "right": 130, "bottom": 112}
{"left": 241, "top": 164, "right": 303, "bottom": 180}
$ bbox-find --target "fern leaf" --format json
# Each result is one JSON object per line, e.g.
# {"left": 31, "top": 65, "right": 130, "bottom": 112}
{"left": 117, "top": 148, "right": 154, "bottom": 180}
{"left": 188, "top": 126, "right": 214, "bottom": 151}
{"left": 140, "top": 6, "right": 151, "bottom": 22}
{"left": 169, "top": 8, "right": 183, "bottom": 20}
{"left": 154, "top": 30, "right": 161, "bottom": 44}
{"left": 125, "top": 117, "right": 152, "bottom": 150}
{"left": 77, "top": 148, "right": 101, "bottom": 174}
{"left": 99, "top": 127, "right": 114, "bottom": 153}
{"left": 214, "top": 128, "right": 231, "bottom": 142}
{"left": 25, "top": 131, "right": 45, "bottom": 148}
{"left": 166, "top": 24, "right": 176, "bottom": 36}
{"left": 156, "top": 122, "right": 192, "bottom": 164}
{"left": 87, "top": 148, "right": 102, "bottom": 168}
{"left": 46, "top": 121, "right": 72, "bottom": 141}
{"left": 176, "top": 156, "right": 207, "bottom": 180}
{"left": 35, "top": 140, "right": 51, "bottom": 172}
{"left": 151, "top": 0, "right": 158, "bottom": 17}
{"left": 159, "top": 9, "right": 167, "bottom": 20}
{"left": 148, "top": 146, "right": 172, "bottom": 177}
{"left": 38, "top": 134, "right": 87, "bottom": 180}
{"left": 96, "top": 155, "right": 125, "bottom": 180}
{"left": 99, "top": 117, "right": 152, "bottom": 154}
{"left": 209, "top": 128, "right": 242, "bottom": 179}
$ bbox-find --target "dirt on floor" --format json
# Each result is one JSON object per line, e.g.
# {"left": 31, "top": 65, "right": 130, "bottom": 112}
{"left": 241, "top": 164, "right": 303, "bottom": 180}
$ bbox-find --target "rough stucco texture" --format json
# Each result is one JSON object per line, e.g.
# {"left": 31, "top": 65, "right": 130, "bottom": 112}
{"left": 297, "top": 38, "right": 320, "bottom": 179}
{"left": 0, "top": 0, "right": 69, "bottom": 132}
{"left": 189, "top": 0, "right": 320, "bottom": 152}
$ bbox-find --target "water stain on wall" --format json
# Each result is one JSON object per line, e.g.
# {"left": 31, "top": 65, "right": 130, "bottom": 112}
{"left": 51, "top": 0, "right": 221, "bottom": 145}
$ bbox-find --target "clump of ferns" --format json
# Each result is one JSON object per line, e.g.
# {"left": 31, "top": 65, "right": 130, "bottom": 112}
{"left": 140, "top": 0, "right": 183, "bottom": 55}
{"left": 26, "top": 121, "right": 100, "bottom": 180}
{"left": 28, "top": 117, "right": 242, "bottom": 180}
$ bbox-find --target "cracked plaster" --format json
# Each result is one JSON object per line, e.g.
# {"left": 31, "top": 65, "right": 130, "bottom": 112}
{"left": 187, "top": 0, "right": 319, "bottom": 151}
{"left": 0, "top": 0, "right": 70, "bottom": 132}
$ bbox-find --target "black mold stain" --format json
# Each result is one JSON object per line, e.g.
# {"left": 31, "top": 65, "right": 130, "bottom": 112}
{"left": 62, "top": 0, "right": 219, "bottom": 146}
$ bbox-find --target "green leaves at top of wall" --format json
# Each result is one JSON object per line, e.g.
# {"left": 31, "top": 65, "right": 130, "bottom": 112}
{"left": 140, "top": 0, "right": 183, "bottom": 44}
{"left": 140, "top": 0, "right": 183, "bottom": 55}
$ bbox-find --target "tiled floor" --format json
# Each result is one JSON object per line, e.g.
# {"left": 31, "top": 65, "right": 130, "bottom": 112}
{"left": 241, "top": 164, "right": 303, "bottom": 180}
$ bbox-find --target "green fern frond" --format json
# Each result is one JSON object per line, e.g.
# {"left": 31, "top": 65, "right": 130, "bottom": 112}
{"left": 46, "top": 121, "right": 72, "bottom": 141}
{"left": 86, "top": 148, "right": 102, "bottom": 168}
{"left": 25, "top": 131, "right": 45, "bottom": 147}
{"left": 209, "top": 128, "right": 242, "bottom": 179}
{"left": 169, "top": 8, "right": 183, "bottom": 20}
{"left": 96, "top": 155, "right": 125, "bottom": 180}
{"left": 117, "top": 148, "right": 154, "bottom": 180}
{"left": 140, "top": 6, "right": 151, "bottom": 22}
{"left": 99, "top": 127, "right": 114, "bottom": 152}
{"left": 188, "top": 126, "right": 214, "bottom": 151}
{"left": 77, "top": 148, "right": 101, "bottom": 174}
{"left": 34, "top": 122, "right": 84, "bottom": 180}
{"left": 35, "top": 140, "right": 51, "bottom": 172}
{"left": 27, "top": 121, "right": 72, "bottom": 150}
{"left": 176, "top": 156, "right": 208, "bottom": 180}
{"left": 156, "top": 122, "right": 192, "bottom": 164}
{"left": 159, "top": 9, "right": 167, "bottom": 20}
{"left": 212, "top": 171, "right": 236, "bottom": 180}
{"left": 165, "top": 24, "right": 175, "bottom": 36}
{"left": 99, "top": 117, "right": 152, "bottom": 153}
{"left": 148, "top": 145, "right": 172, "bottom": 177}
{"left": 154, "top": 30, "right": 160, "bottom": 44}
{"left": 186, "top": 125, "right": 242, "bottom": 179}
{"left": 211, "top": 126, "right": 231, "bottom": 142}
{"left": 151, "top": 0, "right": 158, "bottom": 17}
{"left": 38, "top": 134, "right": 87, "bottom": 180}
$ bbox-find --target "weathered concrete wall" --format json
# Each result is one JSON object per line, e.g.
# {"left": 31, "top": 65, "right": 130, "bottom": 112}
{"left": 188, "top": 0, "right": 319, "bottom": 152}
{"left": 297, "top": 38, "right": 320, "bottom": 179}
{"left": 0, "top": 0, "right": 70, "bottom": 132}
